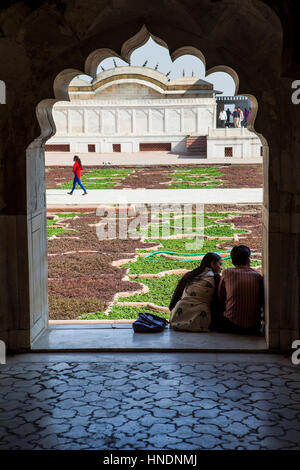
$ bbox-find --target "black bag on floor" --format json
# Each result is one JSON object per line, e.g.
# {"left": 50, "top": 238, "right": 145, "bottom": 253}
{"left": 132, "top": 312, "right": 169, "bottom": 333}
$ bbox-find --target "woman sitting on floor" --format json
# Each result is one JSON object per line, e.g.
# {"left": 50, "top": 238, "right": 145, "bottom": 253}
{"left": 169, "top": 252, "right": 222, "bottom": 332}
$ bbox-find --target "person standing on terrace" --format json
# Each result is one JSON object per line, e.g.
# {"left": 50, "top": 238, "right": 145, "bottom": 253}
{"left": 218, "top": 109, "right": 227, "bottom": 128}
{"left": 226, "top": 108, "right": 232, "bottom": 127}
{"left": 232, "top": 107, "right": 240, "bottom": 128}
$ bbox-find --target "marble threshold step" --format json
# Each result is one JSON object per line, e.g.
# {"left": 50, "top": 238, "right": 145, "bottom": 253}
{"left": 31, "top": 323, "right": 269, "bottom": 353}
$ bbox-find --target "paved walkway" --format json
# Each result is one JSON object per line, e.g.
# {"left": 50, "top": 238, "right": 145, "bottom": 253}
{"left": 1, "top": 352, "right": 299, "bottom": 450}
{"left": 45, "top": 151, "right": 263, "bottom": 167}
{"left": 46, "top": 188, "right": 263, "bottom": 208}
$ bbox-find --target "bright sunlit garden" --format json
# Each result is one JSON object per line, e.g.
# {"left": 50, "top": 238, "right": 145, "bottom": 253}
{"left": 47, "top": 205, "right": 262, "bottom": 321}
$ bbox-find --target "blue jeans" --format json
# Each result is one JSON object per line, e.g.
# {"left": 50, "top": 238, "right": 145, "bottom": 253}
{"left": 71, "top": 174, "right": 87, "bottom": 193}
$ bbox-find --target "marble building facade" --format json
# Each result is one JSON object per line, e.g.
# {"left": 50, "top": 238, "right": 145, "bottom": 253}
{"left": 47, "top": 66, "right": 262, "bottom": 159}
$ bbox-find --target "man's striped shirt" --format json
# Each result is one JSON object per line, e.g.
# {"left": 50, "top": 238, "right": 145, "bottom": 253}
{"left": 218, "top": 266, "right": 264, "bottom": 328}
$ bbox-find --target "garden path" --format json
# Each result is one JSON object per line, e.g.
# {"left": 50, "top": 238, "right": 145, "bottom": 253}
{"left": 46, "top": 188, "right": 263, "bottom": 208}
{"left": 45, "top": 151, "right": 262, "bottom": 166}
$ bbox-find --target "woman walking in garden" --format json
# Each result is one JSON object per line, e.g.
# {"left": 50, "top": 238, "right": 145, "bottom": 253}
{"left": 68, "top": 155, "right": 88, "bottom": 195}
{"left": 169, "top": 252, "right": 223, "bottom": 332}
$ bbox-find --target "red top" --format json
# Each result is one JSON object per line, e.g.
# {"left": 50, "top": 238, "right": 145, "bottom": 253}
{"left": 73, "top": 161, "right": 83, "bottom": 178}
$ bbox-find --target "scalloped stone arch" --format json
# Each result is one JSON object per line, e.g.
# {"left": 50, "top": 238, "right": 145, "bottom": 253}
{"left": 170, "top": 47, "right": 206, "bottom": 69}
{"left": 1, "top": 0, "right": 298, "bottom": 359}
{"left": 30, "top": 25, "right": 267, "bottom": 344}
{"left": 36, "top": 26, "right": 262, "bottom": 147}
{"left": 120, "top": 25, "right": 169, "bottom": 64}
{"left": 206, "top": 65, "right": 239, "bottom": 96}
{"left": 1, "top": 0, "right": 298, "bottom": 355}
{"left": 27, "top": 24, "right": 279, "bottom": 353}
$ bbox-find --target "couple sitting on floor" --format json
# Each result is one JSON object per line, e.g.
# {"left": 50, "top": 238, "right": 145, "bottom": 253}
{"left": 169, "top": 245, "right": 264, "bottom": 334}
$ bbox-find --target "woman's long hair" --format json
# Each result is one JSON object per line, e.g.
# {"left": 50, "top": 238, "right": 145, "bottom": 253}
{"left": 169, "top": 252, "right": 221, "bottom": 310}
{"left": 74, "top": 155, "right": 82, "bottom": 167}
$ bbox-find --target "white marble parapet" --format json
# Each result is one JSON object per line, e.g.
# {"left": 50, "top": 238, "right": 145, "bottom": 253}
{"left": 54, "top": 98, "right": 216, "bottom": 107}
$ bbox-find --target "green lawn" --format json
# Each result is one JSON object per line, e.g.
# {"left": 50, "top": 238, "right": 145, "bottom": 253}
{"left": 78, "top": 305, "right": 170, "bottom": 320}
{"left": 117, "top": 275, "right": 182, "bottom": 307}
{"left": 168, "top": 167, "right": 225, "bottom": 189}
{"left": 47, "top": 213, "right": 81, "bottom": 237}
{"left": 47, "top": 226, "right": 77, "bottom": 237}
{"left": 49, "top": 166, "right": 229, "bottom": 190}
{"left": 48, "top": 208, "right": 262, "bottom": 320}
{"left": 59, "top": 168, "right": 134, "bottom": 190}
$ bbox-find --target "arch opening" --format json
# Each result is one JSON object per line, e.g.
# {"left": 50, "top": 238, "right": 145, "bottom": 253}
{"left": 29, "top": 25, "right": 268, "bottom": 350}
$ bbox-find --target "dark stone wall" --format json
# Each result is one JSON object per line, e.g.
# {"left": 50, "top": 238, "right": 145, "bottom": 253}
{"left": 0, "top": 0, "right": 299, "bottom": 350}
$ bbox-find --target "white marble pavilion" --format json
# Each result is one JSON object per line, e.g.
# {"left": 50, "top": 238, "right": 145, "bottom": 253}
{"left": 47, "top": 66, "right": 262, "bottom": 159}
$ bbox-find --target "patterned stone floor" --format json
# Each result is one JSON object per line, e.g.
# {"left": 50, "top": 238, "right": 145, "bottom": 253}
{"left": 0, "top": 353, "right": 300, "bottom": 450}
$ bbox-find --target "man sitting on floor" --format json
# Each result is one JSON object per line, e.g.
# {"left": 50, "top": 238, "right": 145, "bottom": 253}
{"left": 216, "top": 245, "right": 264, "bottom": 334}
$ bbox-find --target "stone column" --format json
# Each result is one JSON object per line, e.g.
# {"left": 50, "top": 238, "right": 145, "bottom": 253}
{"left": 197, "top": 108, "right": 201, "bottom": 133}
{"left": 164, "top": 108, "right": 168, "bottom": 134}
{"left": 212, "top": 101, "right": 217, "bottom": 129}
{"left": 67, "top": 109, "right": 71, "bottom": 135}
{"left": 26, "top": 140, "right": 48, "bottom": 345}
{"left": 83, "top": 108, "right": 88, "bottom": 134}
{"left": 148, "top": 108, "right": 152, "bottom": 134}
{"left": 115, "top": 109, "right": 119, "bottom": 134}
{"left": 180, "top": 108, "right": 185, "bottom": 133}
{"left": 0, "top": 93, "right": 49, "bottom": 351}
{"left": 99, "top": 110, "right": 102, "bottom": 133}
{"left": 132, "top": 109, "right": 136, "bottom": 134}
{"left": 257, "top": 83, "right": 300, "bottom": 351}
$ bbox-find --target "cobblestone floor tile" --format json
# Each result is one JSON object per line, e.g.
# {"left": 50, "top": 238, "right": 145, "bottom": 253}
{"left": 193, "top": 408, "right": 220, "bottom": 419}
{"left": 257, "top": 436, "right": 297, "bottom": 449}
{"left": 169, "top": 426, "right": 196, "bottom": 439}
{"left": 188, "top": 434, "right": 223, "bottom": 449}
{"left": 123, "top": 409, "right": 145, "bottom": 420}
{"left": 1, "top": 358, "right": 300, "bottom": 449}
{"left": 193, "top": 423, "right": 224, "bottom": 437}
{"left": 152, "top": 408, "right": 177, "bottom": 418}
{"left": 175, "top": 442, "right": 200, "bottom": 450}
{"left": 147, "top": 435, "right": 182, "bottom": 448}
{"left": 139, "top": 416, "right": 169, "bottom": 427}
{"left": 226, "top": 422, "right": 252, "bottom": 437}
{"left": 115, "top": 420, "right": 144, "bottom": 436}
{"left": 170, "top": 404, "right": 195, "bottom": 416}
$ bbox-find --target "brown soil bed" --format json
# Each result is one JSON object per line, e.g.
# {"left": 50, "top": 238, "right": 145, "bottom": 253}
{"left": 46, "top": 167, "right": 73, "bottom": 189}
{"left": 48, "top": 204, "right": 263, "bottom": 319}
{"left": 219, "top": 165, "right": 263, "bottom": 188}
{"left": 115, "top": 168, "right": 172, "bottom": 189}
{"left": 214, "top": 207, "right": 263, "bottom": 274}
{"left": 48, "top": 211, "right": 158, "bottom": 319}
